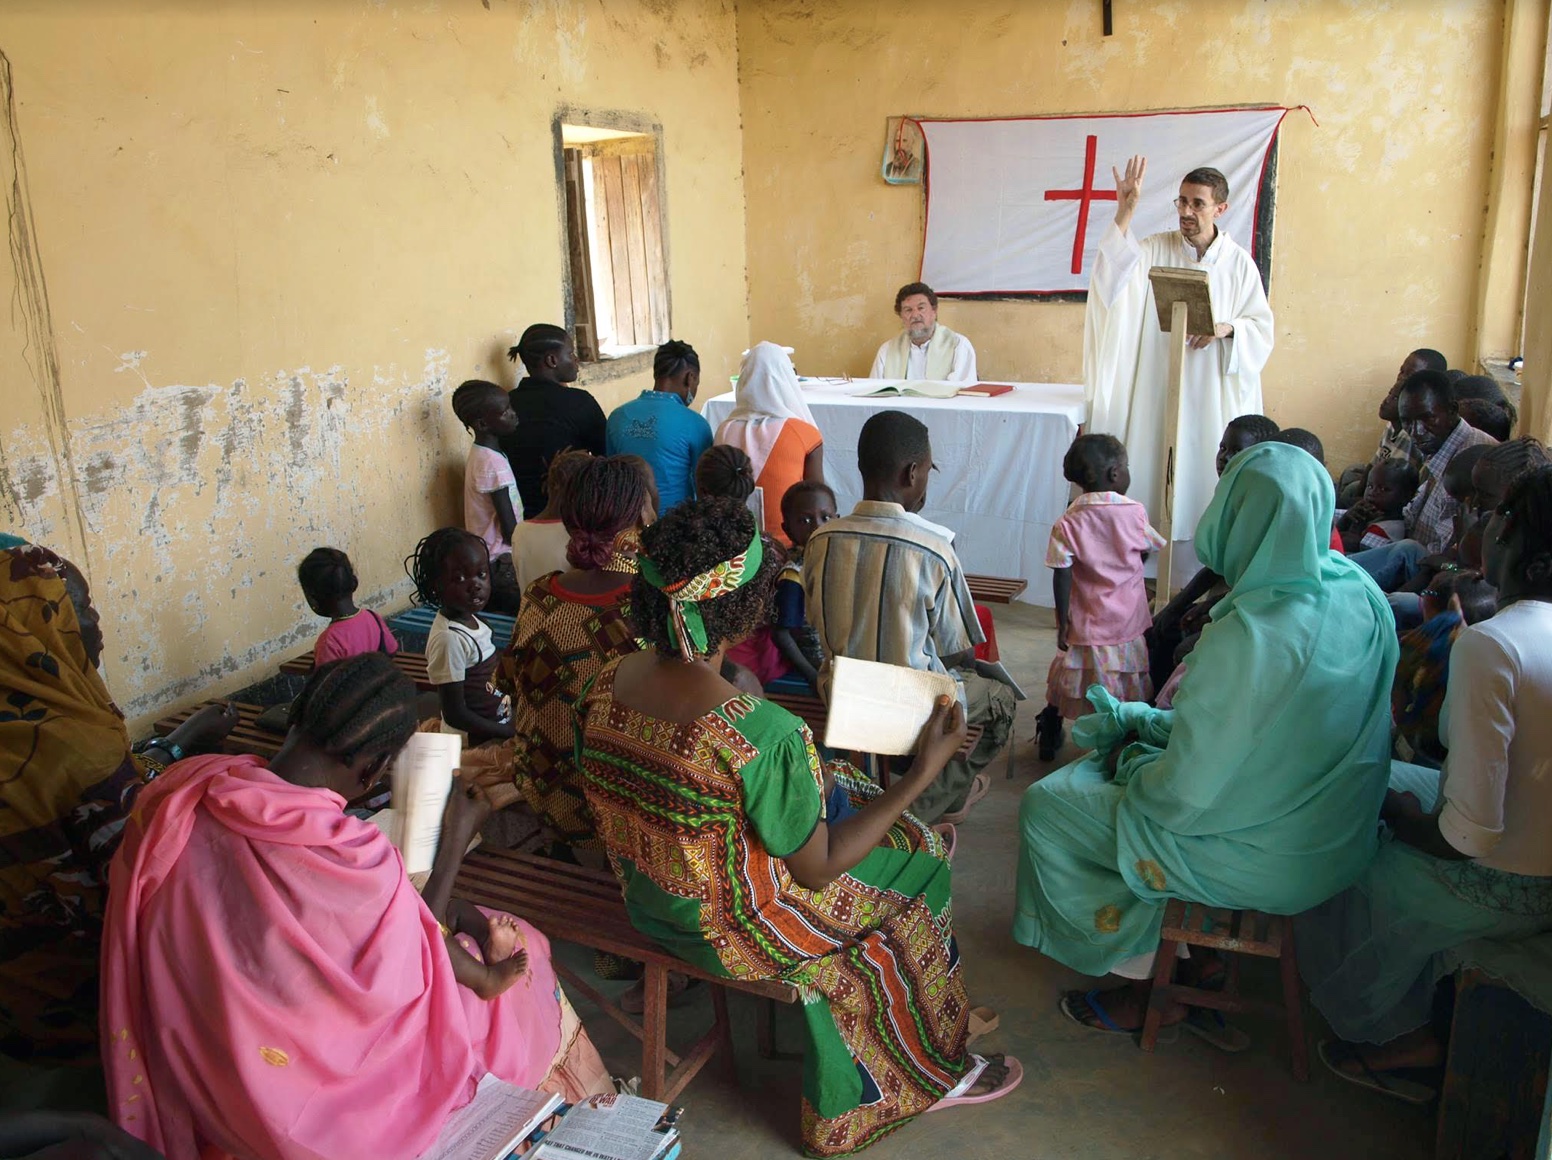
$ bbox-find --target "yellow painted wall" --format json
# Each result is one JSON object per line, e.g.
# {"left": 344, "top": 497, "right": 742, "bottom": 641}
{"left": 0, "top": 0, "right": 748, "bottom": 729}
{"left": 737, "top": 0, "right": 1511, "bottom": 471}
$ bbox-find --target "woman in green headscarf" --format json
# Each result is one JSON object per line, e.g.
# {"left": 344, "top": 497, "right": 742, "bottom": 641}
{"left": 1013, "top": 442, "right": 1399, "bottom": 1032}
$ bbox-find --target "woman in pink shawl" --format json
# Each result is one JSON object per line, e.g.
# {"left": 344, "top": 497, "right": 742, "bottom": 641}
{"left": 98, "top": 654, "right": 611, "bottom": 1160}
{"left": 715, "top": 342, "right": 824, "bottom": 545}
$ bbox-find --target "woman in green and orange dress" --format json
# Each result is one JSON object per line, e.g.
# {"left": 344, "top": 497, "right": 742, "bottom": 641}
{"left": 500, "top": 456, "right": 648, "bottom": 851}
{"left": 577, "top": 498, "right": 1021, "bottom": 1157}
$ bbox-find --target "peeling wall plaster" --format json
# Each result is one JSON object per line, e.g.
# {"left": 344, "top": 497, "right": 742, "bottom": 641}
{"left": 0, "top": 0, "right": 750, "bottom": 730}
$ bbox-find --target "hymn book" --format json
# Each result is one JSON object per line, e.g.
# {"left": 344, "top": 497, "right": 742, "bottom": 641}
{"left": 388, "top": 730, "right": 461, "bottom": 877}
{"left": 529, "top": 1092, "right": 681, "bottom": 1160}
{"left": 956, "top": 382, "right": 1015, "bottom": 397}
{"left": 420, "top": 1075, "right": 562, "bottom": 1160}
{"left": 823, "top": 657, "right": 961, "bottom": 756}
{"left": 852, "top": 379, "right": 962, "bottom": 399}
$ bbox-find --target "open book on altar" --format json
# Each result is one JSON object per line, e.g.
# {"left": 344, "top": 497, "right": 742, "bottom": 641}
{"left": 823, "top": 657, "right": 960, "bottom": 756}
{"left": 420, "top": 1075, "right": 562, "bottom": 1160}
{"left": 852, "top": 379, "right": 961, "bottom": 399}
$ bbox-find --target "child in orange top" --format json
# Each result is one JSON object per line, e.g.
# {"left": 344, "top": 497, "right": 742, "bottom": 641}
{"left": 1037, "top": 435, "right": 1164, "bottom": 760}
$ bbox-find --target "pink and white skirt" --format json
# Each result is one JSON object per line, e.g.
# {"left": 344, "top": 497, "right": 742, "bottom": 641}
{"left": 1046, "top": 636, "right": 1153, "bottom": 720}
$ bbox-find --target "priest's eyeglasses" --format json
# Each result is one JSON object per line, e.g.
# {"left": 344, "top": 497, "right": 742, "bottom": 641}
{"left": 1173, "top": 197, "right": 1220, "bottom": 212}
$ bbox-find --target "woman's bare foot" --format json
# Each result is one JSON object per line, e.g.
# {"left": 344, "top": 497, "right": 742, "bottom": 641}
{"left": 963, "top": 1054, "right": 1011, "bottom": 1097}
{"left": 485, "top": 913, "right": 522, "bottom": 963}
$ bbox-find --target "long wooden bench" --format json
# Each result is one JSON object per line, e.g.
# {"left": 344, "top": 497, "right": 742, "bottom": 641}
{"left": 153, "top": 701, "right": 282, "bottom": 759}
{"left": 966, "top": 574, "right": 1028, "bottom": 604}
{"left": 453, "top": 847, "right": 798, "bottom": 1102}
{"left": 280, "top": 649, "right": 435, "bottom": 690}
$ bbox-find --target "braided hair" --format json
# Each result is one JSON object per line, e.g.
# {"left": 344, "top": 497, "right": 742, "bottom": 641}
{"left": 288, "top": 653, "right": 418, "bottom": 768}
{"left": 405, "top": 527, "right": 484, "bottom": 606}
{"left": 1499, "top": 465, "right": 1552, "bottom": 593}
{"left": 562, "top": 455, "right": 649, "bottom": 570}
{"left": 654, "top": 340, "right": 700, "bottom": 381}
{"left": 297, "top": 547, "right": 357, "bottom": 605}
{"left": 1478, "top": 438, "right": 1551, "bottom": 508}
{"left": 507, "top": 323, "right": 568, "bottom": 368}
{"left": 696, "top": 445, "right": 756, "bottom": 502}
{"left": 450, "top": 379, "right": 507, "bottom": 432}
{"left": 544, "top": 449, "right": 592, "bottom": 513}
{"left": 632, "top": 497, "right": 781, "bottom": 659}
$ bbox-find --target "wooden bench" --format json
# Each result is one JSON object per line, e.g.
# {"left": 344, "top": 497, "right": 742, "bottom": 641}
{"left": 280, "top": 649, "right": 435, "bottom": 690}
{"left": 966, "top": 574, "right": 1028, "bottom": 604}
{"left": 153, "top": 701, "right": 283, "bottom": 760}
{"left": 453, "top": 846, "right": 799, "bottom": 1102}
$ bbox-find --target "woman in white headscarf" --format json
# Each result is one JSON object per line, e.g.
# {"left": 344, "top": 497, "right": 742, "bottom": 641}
{"left": 715, "top": 342, "right": 824, "bottom": 545}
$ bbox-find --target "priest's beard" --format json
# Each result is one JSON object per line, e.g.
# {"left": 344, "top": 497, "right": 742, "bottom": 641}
{"left": 907, "top": 323, "right": 934, "bottom": 343}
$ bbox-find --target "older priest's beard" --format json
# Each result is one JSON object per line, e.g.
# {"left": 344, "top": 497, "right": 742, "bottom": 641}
{"left": 908, "top": 323, "right": 936, "bottom": 344}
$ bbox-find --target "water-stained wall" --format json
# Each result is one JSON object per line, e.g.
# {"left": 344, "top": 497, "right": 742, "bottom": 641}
{"left": 0, "top": 0, "right": 748, "bottom": 727}
{"left": 736, "top": 0, "right": 1529, "bottom": 469}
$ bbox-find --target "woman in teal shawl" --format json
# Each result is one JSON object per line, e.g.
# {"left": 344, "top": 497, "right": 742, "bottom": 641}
{"left": 1013, "top": 442, "right": 1398, "bottom": 1031}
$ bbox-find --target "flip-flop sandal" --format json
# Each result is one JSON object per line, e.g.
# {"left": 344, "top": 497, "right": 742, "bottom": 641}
{"left": 925, "top": 1053, "right": 1024, "bottom": 1112}
{"left": 1318, "top": 1039, "right": 1437, "bottom": 1105}
{"left": 967, "top": 1005, "right": 999, "bottom": 1046}
{"left": 1182, "top": 1008, "right": 1252, "bottom": 1053}
{"left": 1058, "top": 989, "right": 1180, "bottom": 1042}
{"left": 940, "top": 775, "right": 992, "bottom": 825}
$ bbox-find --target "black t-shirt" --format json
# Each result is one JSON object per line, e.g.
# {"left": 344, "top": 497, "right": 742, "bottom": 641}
{"left": 500, "top": 376, "right": 608, "bottom": 518}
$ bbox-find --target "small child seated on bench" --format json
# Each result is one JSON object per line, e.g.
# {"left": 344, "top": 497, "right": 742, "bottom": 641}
{"left": 298, "top": 547, "right": 399, "bottom": 667}
{"left": 406, "top": 528, "right": 514, "bottom": 746}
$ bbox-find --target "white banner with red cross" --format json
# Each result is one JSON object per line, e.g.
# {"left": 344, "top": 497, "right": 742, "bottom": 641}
{"left": 918, "top": 107, "right": 1297, "bottom": 295}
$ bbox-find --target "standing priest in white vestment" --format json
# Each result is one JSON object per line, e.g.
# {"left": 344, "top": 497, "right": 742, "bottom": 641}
{"left": 870, "top": 282, "right": 979, "bottom": 382}
{"left": 1084, "top": 156, "right": 1274, "bottom": 555}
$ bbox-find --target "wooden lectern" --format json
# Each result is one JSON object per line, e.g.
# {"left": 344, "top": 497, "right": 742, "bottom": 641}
{"left": 1146, "top": 266, "right": 1214, "bottom": 612}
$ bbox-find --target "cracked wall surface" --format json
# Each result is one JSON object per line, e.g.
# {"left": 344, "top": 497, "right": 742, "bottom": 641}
{"left": 0, "top": 0, "right": 748, "bottom": 728}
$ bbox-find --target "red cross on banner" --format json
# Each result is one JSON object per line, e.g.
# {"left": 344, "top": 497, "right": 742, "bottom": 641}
{"left": 1043, "top": 134, "right": 1117, "bottom": 276}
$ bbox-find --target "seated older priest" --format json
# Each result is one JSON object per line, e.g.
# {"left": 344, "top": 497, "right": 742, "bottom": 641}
{"left": 870, "top": 282, "right": 978, "bottom": 382}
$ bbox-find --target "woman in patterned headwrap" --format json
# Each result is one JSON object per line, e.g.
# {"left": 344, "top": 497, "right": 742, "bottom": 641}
{"left": 0, "top": 542, "right": 234, "bottom": 1080}
{"left": 577, "top": 497, "right": 1021, "bottom": 1157}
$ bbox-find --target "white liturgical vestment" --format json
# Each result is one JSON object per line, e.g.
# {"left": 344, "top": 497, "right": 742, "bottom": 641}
{"left": 1083, "top": 223, "right": 1274, "bottom": 543}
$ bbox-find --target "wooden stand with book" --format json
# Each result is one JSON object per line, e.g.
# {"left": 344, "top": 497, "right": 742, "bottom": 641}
{"left": 1146, "top": 266, "right": 1214, "bottom": 612}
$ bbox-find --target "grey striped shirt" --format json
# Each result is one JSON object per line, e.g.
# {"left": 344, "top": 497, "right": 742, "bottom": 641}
{"left": 802, "top": 501, "right": 983, "bottom": 692}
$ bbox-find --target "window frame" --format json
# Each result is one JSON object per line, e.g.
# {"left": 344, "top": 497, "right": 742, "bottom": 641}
{"left": 551, "top": 106, "right": 672, "bottom": 383}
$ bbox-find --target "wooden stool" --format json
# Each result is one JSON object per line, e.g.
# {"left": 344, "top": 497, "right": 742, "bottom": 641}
{"left": 1139, "top": 900, "right": 1310, "bottom": 1080}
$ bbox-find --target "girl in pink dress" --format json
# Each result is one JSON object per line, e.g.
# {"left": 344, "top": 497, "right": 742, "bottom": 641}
{"left": 1037, "top": 434, "right": 1165, "bottom": 760}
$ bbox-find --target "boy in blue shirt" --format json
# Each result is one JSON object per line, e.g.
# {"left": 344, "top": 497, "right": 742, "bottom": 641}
{"left": 605, "top": 340, "right": 711, "bottom": 513}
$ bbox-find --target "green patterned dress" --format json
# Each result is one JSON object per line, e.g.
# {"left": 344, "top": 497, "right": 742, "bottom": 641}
{"left": 578, "top": 659, "right": 968, "bottom": 1156}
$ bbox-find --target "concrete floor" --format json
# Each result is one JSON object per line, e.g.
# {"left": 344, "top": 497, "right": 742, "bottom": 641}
{"left": 563, "top": 602, "right": 1435, "bottom": 1158}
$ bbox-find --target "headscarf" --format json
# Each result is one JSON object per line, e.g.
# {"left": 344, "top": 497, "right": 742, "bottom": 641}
{"left": 1, "top": 543, "right": 140, "bottom": 1059}
{"left": 100, "top": 754, "right": 570, "bottom": 1160}
{"left": 716, "top": 342, "right": 816, "bottom": 479}
{"left": 638, "top": 529, "right": 764, "bottom": 660}
{"left": 1197, "top": 442, "right": 1349, "bottom": 618}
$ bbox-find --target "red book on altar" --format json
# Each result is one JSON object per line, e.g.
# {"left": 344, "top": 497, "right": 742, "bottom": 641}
{"left": 958, "top": 382, "right": 1015, "bottom": 397}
